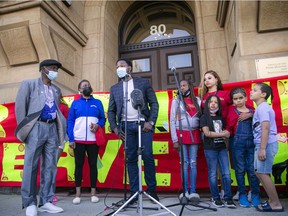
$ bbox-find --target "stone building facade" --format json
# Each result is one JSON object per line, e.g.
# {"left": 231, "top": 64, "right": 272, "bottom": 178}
{"left": 0, "top": 0, "right": 287, "bottom": 104}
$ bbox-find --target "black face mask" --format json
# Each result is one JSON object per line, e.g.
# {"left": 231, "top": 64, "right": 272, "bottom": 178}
{"left": 82, "top": 87, "right": 93, "bottom": 97}
{"left": 178, "top": 89, "right": 191, "bottom": 97}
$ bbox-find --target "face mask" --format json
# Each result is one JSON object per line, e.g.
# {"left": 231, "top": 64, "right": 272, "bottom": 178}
{"left": 177, "top": 89, "right": 191, "bottom": 97}
{"left": 82, "top": 87, "right": 93, "bottom": 97}
{"left": 210, "top": 108, "right": 219, "bottom": 114}
{"left": 116, "top": 67, "right": 127, "bottom": 78}
{"left": 182, "top": 90, "right": 191, "bottom": 97}
{"left": 46, "top": 70, "right": 58, "bottom": 81}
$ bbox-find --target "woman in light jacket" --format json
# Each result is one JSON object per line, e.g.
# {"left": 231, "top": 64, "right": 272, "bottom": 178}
{"left": 170, "top": 79, "right": 202, "bottom": 202}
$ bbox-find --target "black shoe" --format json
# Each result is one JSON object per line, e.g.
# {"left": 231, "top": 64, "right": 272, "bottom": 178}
{"left": 127, "top": 194, "right": 138, "bottom": 205}
{"left": 147, "top": 191, "right": 159, "bottom": 203}
{"left": 67, "top": 187, "right": 76, "bottom": 196}
{"left": 224, "top": 198, "right": 236, "bottom": 208}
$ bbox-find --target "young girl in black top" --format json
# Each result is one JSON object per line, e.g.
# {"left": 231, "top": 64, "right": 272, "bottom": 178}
{"left": 200, "top": 95, "right": 236, "bottom": 208}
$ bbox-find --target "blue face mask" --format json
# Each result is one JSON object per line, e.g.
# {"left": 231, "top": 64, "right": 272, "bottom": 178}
{"left": 116, "top": 67, "right": 127, "bottom": 78}
{"left": 46, "top": 70, "right": 58, "bottom": 81}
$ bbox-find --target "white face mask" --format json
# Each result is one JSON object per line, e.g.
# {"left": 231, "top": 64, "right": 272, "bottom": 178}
{"left": 210, "top": 108, "right": 219, "bottom": 114}
{"left": 46, "top": 70, "right": 58, "bottom": 81}
{"left": 116, "top": 67, "right": 127, "bottom": 78}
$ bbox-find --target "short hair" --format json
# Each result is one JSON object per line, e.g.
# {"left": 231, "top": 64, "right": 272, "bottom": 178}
{"left": 78, "top": 79, "right": 90, "bottom": 90}
{"left": 255, "top": 82, "right": 273, "bottom": 101}
{"left": 116, "top": 58, "right": 132, "bottom": 68}
{"left": 230, "top": 87, "right": 247, "bottom": 99}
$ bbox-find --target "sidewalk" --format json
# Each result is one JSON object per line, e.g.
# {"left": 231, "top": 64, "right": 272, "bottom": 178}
{"left": 0, "top": 189, "right": 287, "bottom": 216}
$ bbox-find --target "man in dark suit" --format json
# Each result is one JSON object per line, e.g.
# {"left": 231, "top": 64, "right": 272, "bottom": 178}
{"left": 15, "top": 59, "right": 66, "bottom": 216}
{"left": 108, "top": 58, "right": 159, "bottom": 203}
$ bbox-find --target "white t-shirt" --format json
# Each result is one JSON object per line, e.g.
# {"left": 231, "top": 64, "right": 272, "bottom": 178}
{"left": 121, "top": 78, "right": 139, "bottom": 121}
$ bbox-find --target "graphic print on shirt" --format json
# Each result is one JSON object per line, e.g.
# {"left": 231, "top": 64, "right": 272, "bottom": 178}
{"left": 213, "top": 119, "right": 225, "bottom": 145}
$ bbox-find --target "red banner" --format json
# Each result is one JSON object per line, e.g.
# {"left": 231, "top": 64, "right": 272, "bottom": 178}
{"left": 0, "top": 75, "right": 287, "bottom": 191}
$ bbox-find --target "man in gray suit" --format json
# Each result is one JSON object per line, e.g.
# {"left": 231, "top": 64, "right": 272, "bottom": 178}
{"left": 15, "top": 59, "right": 67, "bottom": 216}
{"left": 108, "top": 59, "right": 159, "bottom": 204}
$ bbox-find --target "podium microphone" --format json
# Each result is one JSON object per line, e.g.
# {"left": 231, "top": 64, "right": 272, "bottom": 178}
{"left": 131, "top": 89, "right": 145, "bottom": 110}
{"left": 171, "top": 67, "right": 176, "bottom": 73}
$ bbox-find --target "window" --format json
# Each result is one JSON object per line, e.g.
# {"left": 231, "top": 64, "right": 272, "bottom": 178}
{"left": 132, "top": 58, "right": 150, "bottom": 73}
{"left": 168, "top": 53, "right": 192, "bottom": 69}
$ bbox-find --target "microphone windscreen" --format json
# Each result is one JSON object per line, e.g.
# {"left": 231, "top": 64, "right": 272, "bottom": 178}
{"left": 130, "top": 89, "right": 144, "bottom": 110}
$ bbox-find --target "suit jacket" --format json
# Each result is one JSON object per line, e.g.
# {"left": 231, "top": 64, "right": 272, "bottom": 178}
{"left": 14, "top": 77, "right": 67, "bottom": 144}
{"left": 108, "top": 76, "right": 159, "bottom": 131}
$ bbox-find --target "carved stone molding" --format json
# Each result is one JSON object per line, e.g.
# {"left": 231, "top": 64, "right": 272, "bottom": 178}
{"left": 50, "top": 28, "right": 76, "bottom": 76}
{"left": 120, "top": 36, "right": 197, "bottom": 53}
{"left": 217, "top": 0, "right": 230, "bottom": 28}
{"left": 257, "top": 1, "right": 288, "bottom": 33}
{"left": 0, "top": 0, "right": 88, "bottom": 46}
{"left": 0, "top": 22, "right": 38, "bottom": 66}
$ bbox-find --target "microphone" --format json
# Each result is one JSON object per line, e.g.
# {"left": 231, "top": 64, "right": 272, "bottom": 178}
{"left": 130, "top": 89, "right": 145, "bottom": 110}
{"left": 171, "top": 67, "right": 176, "bottom": 73}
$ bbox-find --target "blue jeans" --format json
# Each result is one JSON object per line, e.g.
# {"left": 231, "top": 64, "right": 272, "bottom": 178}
{"left": 233, "top": 116, "right": 259, "bottom": 196}
{"left": 179, "top": 144, "right": 198, "bottom": 193}
{"left": 122, "top": 121, "right": 157, "bottom": 194}
{"left": 204, "top": 148, "right": 232, "bottom": 199}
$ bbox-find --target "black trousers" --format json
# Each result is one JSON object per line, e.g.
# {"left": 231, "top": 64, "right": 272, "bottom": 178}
{"left": 73, "top": 143, "right": 99, "bottom": 188}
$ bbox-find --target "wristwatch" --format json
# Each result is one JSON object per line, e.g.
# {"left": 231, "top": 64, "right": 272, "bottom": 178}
{"left": 149, "top": 121, "right": 154, "bottom": 126}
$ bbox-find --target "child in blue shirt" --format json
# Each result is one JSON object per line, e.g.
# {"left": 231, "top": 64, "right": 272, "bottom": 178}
{"left": 250, "top": 82, "right": 284, "bottom": 212}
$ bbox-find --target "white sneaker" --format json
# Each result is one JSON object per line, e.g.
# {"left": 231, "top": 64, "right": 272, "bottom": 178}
{"left": 189, "top": 193, "right": 200, "bottom": 204}
{"left": 72, "top": 197, "right": 81, "bottom": 205}
{"left": 179, "top": 192, "right": 189, "bottom": 200}
{"left": 91, "top": 195, "right": 99, "bottom": 203}
{"left": 233, "top": 191, "right": 239, "bottom": 201}
{"left": 26, "top": 205, "right": 37, "bottom": 216}
{"left": 38, "top": 202, "right": 63, "bottom": 213}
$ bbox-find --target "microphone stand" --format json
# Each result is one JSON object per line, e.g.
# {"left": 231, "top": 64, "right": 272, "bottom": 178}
{"left": 123, "top": 75, "right": 129, "bottom": 201}
{"left": 165, "top": 67, "right": 217, "bottom": 215}
{"left": 105, "top": 79, "right": 161, "bottom": 216}
{"left": 112, "top": 104, "right": 176, "bottom": 216}
{"left": 110, "top": 75, "right": 129, "bottom": 207}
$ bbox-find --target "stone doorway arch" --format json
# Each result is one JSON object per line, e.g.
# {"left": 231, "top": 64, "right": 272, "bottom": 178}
{"left": 117, "top": 1, "right": 200, "bottom": 90}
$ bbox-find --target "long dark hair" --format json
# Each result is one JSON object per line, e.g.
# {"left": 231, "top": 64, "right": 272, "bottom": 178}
{"left": 179, "top": 79, "right": 202, "bottom": 116}
{"left": 203, "top": 95, "right": 223, "bottom": 131}
{"left": 199, "top": 70, "right": 224, "bottom": 99}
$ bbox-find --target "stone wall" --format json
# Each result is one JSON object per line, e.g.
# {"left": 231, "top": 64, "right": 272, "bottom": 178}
{"left": 0, "top": 1, "right": 87, "bottom": 103}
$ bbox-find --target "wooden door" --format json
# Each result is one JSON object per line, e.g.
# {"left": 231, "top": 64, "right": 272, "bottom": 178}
{"left": 120, "top": 44, "right": 199, "bottom": 90}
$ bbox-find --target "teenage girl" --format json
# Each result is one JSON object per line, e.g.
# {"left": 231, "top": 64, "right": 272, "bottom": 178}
{"left": 170, "top": 79, "right": 202, "bottom": 202}
{"left": 199, "top": 70, "right": 231, "bottom": 121}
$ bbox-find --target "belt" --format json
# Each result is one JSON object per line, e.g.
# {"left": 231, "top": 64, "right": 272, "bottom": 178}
{"left": 122, "top": 120, "right": 144, "bottom": 123}
{"left": 38, "top": 118, "right": 56, "bottom": 124}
